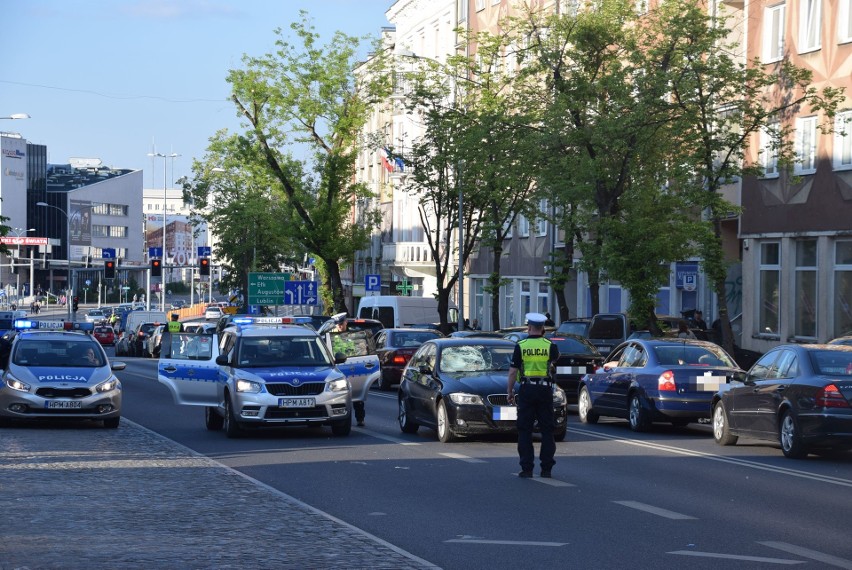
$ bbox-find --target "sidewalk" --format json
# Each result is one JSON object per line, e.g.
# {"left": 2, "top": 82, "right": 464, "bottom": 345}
{"left": 0, "top": 420, "right": 438, "bottom": 570}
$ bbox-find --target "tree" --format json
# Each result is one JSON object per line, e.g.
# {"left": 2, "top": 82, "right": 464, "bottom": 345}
{"left": 202, "top": 11, "right": 388, "bottom": 314}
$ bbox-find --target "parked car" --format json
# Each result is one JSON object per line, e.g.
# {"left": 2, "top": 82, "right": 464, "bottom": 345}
{"left": 373, "top": 328, "right": 443, "bottom": 390}
{"left": 93, "top": 325, "right": 116, "bottom": 346}
{"left": 204, "top": 305, "right": 224, "bottom": 321}
{"left": 555, "top": 318, "right": 591, "bottom": 338}
{"left": 578, "top": 338, "right": 743, "bottom": 431}
{"left": 146, "top": 324, "right": 166, "bottom": 357}
{"left": 828, "top": 336, "right": 852, "bottom": 347}
{"left": 585, "top": 313, "right": 631, "bottom": 357}
{"left": 398, "top": 338, "right": 569, "bottom": 442}
{"left": 343, "top": 318, "right": 384, "bottom": 338}
{"left": 711, "top": 343, "right": 852, "bottom": 458}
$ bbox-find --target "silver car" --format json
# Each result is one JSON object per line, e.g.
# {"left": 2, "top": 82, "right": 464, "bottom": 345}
{"left": 0, "top": 322, "right": 126, "bottom": 427}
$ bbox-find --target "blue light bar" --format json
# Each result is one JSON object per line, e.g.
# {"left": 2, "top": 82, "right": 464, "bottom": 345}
{"left": 13, "top": 320, "right": 95, "bottom": 332}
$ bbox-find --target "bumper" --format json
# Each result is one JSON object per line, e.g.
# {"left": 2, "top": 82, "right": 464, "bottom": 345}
{"left": 798, "top": 411, "right": 852, "bottom": 448}
{"left": 0, "top": 389, "right": 122, "bottom": 421}
{"left": 446, "top": 402, "right": 568, "bottom": 435}
{"left": 651, "top": 393, "right": 715, "bottom": 419}
{"left": 231, "top": 390, "right": 351, "bottom": 426}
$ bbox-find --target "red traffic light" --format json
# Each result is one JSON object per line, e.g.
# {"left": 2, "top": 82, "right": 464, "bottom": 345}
{"left": 199, "top": 257, "right": 210, "bottom": 276}
{"left": 151, "top": 258, "right": 162, "bottom": 277}
{"left": 104, "top": 260, "right": 116, "bottom": 278}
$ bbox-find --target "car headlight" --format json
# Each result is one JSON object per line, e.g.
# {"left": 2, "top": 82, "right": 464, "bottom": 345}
{"left": 235, "top": 379, "right": 262, "bottom": 393}
{"left": 4, "top": 374, "right": 31, "bottom": 393}
{"left": 96, "top": 377, "right": 121, "bottom": 393}
{"left": 326, "top": 378, "right": 349, "bottom": 393}
{"left": 449, "top": 392, "right": 483, "bottom": 406}
{"left": 552, "top": 387, "right": 567, "bottom": 405}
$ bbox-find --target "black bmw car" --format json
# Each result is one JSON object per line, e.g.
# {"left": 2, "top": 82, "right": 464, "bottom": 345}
{"left": 711, "top": 343, "right": 852, "bottom": 458}
{"left": 398, "top": 338, "right": 569, "bottom": 443}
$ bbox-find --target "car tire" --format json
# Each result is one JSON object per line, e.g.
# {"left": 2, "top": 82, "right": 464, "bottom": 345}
{"left": 712, "top": 401, "right": 738, "bottom": 446}
{"left": 554, "top": 428, "right": 567, "bottom": 442}
{"left": 205, "top": 406, "right": 224, "bottom": 431}
{"left": 578, "top": 386, "right": 599, "bottom": 424}
{"left": 331, "top": 416, "right": 352, "bottom": 436}
{"left": 779, "top": 409, "right": 807, "bottom": 459}
{"left": 436, "top": 400, "right": 456, "bottom": 443}
{"left": 103, "top": 416, "right": 120, "bottom": 429}
{"left": 398, "top": 397, "right": 419, "bottom": 434}
{"left": 223, "top": 397, "right": 243, "bottom": 439}
{"left": 628, "top": 392, "right": 650, "bottom": 432}
{"left": 378, "top": 371, "right": 392, "bottom": 391}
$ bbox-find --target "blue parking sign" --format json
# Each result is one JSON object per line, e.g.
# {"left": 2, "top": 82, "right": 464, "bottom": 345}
{"left": 365, "top": 274, "right": 381, "bottom": 292}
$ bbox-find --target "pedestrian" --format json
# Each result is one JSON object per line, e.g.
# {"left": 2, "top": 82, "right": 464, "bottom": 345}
{"left": 544, "top": 312, "right": 555, "bottom": 326}
{"left": 471, "top": 318, "right": 481, "bottom": 331}
{"left": 693, "top": 310, "right": 707, "bottom": 330}
{"left": 507, "top": 312, "right": 560, "bottom": 479}
{"left": 677, "top": 320, "right": 696, "bottom": 339}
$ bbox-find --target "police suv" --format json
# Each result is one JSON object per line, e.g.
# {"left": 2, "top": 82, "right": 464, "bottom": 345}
{"left": 158, "top": 314, "right": 379, "bottom": 438}
{"left": 0, "top": 319, "right": 125, "bottom": 427}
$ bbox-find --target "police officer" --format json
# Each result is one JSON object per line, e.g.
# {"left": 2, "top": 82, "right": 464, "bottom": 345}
{"left": 167, "top": 313, "right": 183, "bottom": 333}
{"left": 507, "top": 312, "right": 560, "bottom": 478}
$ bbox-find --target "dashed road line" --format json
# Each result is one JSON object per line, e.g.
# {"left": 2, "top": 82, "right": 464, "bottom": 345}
{"left": 511, "top": 473, "right": 574, "bottom": 486}
{"left": 759, "top": 542, "right": 852, "bottom": 569}
{"left": 668, "top": 550, "right": 804, "bottom": 564}
{"left": 439, "top": 452, "right": 487, "bottom": 463}
{"left": 614, "top": 500, "right": 696, "bottom": 520}
{"left": 446, "top": 538, "right": 569, "bottom": 547}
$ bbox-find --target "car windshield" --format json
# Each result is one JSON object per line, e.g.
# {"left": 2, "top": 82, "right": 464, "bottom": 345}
{"left": 237, "top": 335, "right": 331, "bottom": 367}
{"left": 548, "top": 337, "right": 597, "bottom": 355}
{"left": 653, "top": 344, "right": 737, "bottom": 367}
{"left": 809, "top": 350, "right": 852, "bottom": 375}
{"left": 440, "top": 344, "right": 514, "bottom": 373}
{"left": 14, "top": 339, "right": 104, "bottom": 368}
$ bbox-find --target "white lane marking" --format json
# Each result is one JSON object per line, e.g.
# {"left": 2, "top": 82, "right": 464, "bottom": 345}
{"left": 439, "top": 452, "right": 487, "bottom": 463}
{"left": 570, "top": 427, "right": 852, "bottom": 488}
{"left": 354, "top": 427, "right": 421, "bottom": 445}
{"left": 613, "top": 500, "right": 696, "bottom": 520}
{"left": 668, "top": 550, "right": 804, "bottom": 564}
{"left": 759, "top": 542, "right": 852, "bottom": 569}
{"left": 510, "top": 473, "right": 574, "bottom": 486}
{"left": 446, "top": 539, "right": 568, "bottom": 547}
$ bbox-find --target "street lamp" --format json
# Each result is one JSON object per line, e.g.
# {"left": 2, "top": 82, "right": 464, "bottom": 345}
{"left": 0, "top": 113, "right": 30, "bottom": 120}
{"left": 36, "top": 202, "right": 72, "bottom": 320}
{"left": 396, "top": 49, "right": 465, "bottom": 331}
{"left": 149, "top": 151, "right": 179, "bottom": 311}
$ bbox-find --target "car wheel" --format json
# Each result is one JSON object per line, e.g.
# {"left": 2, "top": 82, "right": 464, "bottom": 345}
{"left": 436, "top": 400, "right": 456, "bottom": 443}
{"left": 398, "top": 397, "right": 419, "bottom": 434}
{"left": 223, "top": 396, "right": 243, "bottom": 439}
{"left": 578, "top": 387, "right": 599, "bottom": 424}
{"left": 331, "top": 415, "right": 352, "bottom": 436}
{"left": 554, "top": 428, "right": 567, "bottom": 442}
{"left": 378, "top": 371, "right": 392, "bottom": 391}
{"left": 103, "top": 416, "right": 120, "bottom": 429}
{"left": 205, "top": 406, "right": 224, "bottom": 431}
{"left": 779, "top": 409, "right": 807, "bottom": 459}
{"left": 712, "top": 401, "right": 738, "bottom": 446}
{"left": 628, "top": 393, "right": 650, "bottom": 432}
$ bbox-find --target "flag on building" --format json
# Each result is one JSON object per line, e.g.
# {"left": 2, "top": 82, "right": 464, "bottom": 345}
{"left": 379, "top": 148, "right": 394, "bottom": 173}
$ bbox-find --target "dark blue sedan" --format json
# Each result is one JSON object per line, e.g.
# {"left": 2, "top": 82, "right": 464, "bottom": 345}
{"left": 578, "top": 338, "right": 742, "bottom": 431}
{"left": 398, "top": 338, "right": 569, "bottom": 442}
{"left": 711, "top": 344, "right": 852, "bottom": 458}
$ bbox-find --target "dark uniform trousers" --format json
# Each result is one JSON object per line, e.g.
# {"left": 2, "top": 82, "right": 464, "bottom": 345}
{"left": 517, "top": 382, "right": 556, "bottom": 472}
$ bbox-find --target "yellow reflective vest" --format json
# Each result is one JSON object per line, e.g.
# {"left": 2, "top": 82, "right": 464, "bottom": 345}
{"left": 518, "top": 336, "right": 552, "bottom": 378}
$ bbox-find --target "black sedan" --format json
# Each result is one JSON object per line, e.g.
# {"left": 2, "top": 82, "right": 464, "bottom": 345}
{"left": 373, "top": 328, "right": 443, "bottom": 390}
{"left": 711, "top": 344, "right": 852, "bottom": 458}
{"left": 503, "top": 332, "right": 603, "bottom": 405}
{"left": 398, "top": 338, "right": 569, "bottom": 442}
{"left": 578, "top": 339, "right": 743, "bottom": 431}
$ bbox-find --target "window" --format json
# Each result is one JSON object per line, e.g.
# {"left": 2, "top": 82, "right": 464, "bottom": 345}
{"left": 503, "top": 281, "right": 515, "bottom": 327}
{"left": 502, "top": 216, "right": 513, "bottom": 239}
{"left": 759, "top": 242, "right": 781, "bottom": 335}
{"left": 760, "top": 124, "right": 779, "bottom": 177}
{"left": 518, "top": 214, "right": 530, "bottom": 237}
{"left": 476, "top": 0, "right": 485, "bottom": 11}
{"left": 833, "top": 241, "right": 852, "bottom": 338}
{"left": 794, "top": 116, "right": 817, "bottom": 174}
{"left": 521, "top": 280, "right": 532, "bottom": 316}
{"left": 799, "top": 0, "right": 821, "bottom": 52}
{"left": 834, "top": 111, "right": 852, "bottom": 170}
{"left": 840, "top": 0, "right": 852, "bottom": 42}
{"left": 536, "top": 199, "right": 548, "bottom": 236}
{"left": 764, "top": 3, "right": 786, "bottom": 62}
{"left": 537, "top": 282, "right": 549, "bottom": 316}
{"left": 794, "top": 239, "right": 817, "bottom": 338}
{"left": 560, "top": 0, "right": 580, "bottom": 16}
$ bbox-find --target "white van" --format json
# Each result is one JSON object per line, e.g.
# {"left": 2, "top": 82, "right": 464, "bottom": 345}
{"left": 356, "top": 296, "right": 457, "bottom": 329}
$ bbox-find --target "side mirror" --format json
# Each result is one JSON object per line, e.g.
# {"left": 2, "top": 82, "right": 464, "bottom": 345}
{"left": 335, "top": 353, "right": 347, "bottom": 364}
{"left": 215, "top": 354, "right": 230, "bottom": 366}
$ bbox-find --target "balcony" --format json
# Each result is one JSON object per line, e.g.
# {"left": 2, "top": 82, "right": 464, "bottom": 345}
{"left": 382, "top": 241, "right": 436, "bottom": 276}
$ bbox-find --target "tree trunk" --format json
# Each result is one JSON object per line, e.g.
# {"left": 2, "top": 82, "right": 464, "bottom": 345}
{"left": 489, "top": 242, "right": 505, "bottom": 330}
{"left": 324, "top": 260, "right": 348, "bottom": 315}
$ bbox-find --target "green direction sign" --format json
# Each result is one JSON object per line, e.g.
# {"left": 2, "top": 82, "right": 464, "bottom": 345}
{"left": 248, "top": 272, "right": 290, "bottom": 305}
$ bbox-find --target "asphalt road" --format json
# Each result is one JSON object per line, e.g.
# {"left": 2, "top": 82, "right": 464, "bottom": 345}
{"left": 109, "top": 352, "right": 852, "bottom": 570}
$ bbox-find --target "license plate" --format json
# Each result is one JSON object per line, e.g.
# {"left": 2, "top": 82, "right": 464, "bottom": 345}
{"left": 278, "top": 398, "right": 315, "bottom": 408}
{"left": 46, "top": 400, "right": 82, "bottom": 409}
{"left": 492, "top": 406, "right": 517, "bottom": 421}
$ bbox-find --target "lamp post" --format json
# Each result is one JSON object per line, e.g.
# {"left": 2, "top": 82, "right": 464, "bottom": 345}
{"left": 7, "top": 227, "right": 34, "bottom": 307}
{"left": 149, "top": 151, "right": 179, "bottom": 311}
{"left": 36, "top": 202, "right": 71, "bottom": 320}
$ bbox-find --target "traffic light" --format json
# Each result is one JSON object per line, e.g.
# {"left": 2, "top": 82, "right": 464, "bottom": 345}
{"left": 199, "top": 257, "right": 210, "bottom": 276}
{"left": 104, "top": 260, "right": 116, "bottom": 279}
{"left": 151, "top": 258, "right": 162, "bottom": 277}
{"left": 72, "top": 297, "right": 79, "bottom": 312}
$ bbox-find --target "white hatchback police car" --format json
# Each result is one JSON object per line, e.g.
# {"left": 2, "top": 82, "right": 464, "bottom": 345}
{"left": 158, "top": 315, "right": 377, "bottom": 438}
{"left": 0, "top": 320, "right": 125, "bottom": 427}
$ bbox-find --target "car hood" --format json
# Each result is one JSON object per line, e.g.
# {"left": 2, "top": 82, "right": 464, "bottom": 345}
{"left": 233, "top": 365, "right": 343, "bottom": 385}
{"left": 11, "top": 364, "right": 114, "bottom": 386}
{"left": 444, "top": 372, "right": 508, "bottom": 395}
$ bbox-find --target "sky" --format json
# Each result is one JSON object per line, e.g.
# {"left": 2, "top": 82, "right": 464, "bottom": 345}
{"left": 0, "top": 0, "right": 395, "bottom": 189}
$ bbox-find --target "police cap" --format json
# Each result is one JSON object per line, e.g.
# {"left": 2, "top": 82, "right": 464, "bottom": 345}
{"left": 525, "top": 312, "right": 547, "bottom": 326}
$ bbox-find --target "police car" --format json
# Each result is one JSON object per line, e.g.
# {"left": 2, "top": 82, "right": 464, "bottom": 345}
{"left": 0, "top": 319, "right": 125, "bottom": 427}
{"left": 157, "top": 314, "right": 379, "bottom": 438}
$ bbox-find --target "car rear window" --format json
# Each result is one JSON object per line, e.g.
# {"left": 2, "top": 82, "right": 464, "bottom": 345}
{"left": 588, "top": 317, "right": 625, "bottom": 340}
{"left": 809, "top": 350, "right": 852, "bottom": 375}
{"left": 549, "top": 337, "right": 597, "bottom": 355}
{"left": 393, "top": 331, "right": 441, "bottom": 346}
{"left": 653, "top": 345, "right": 736, "bottom": 367}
